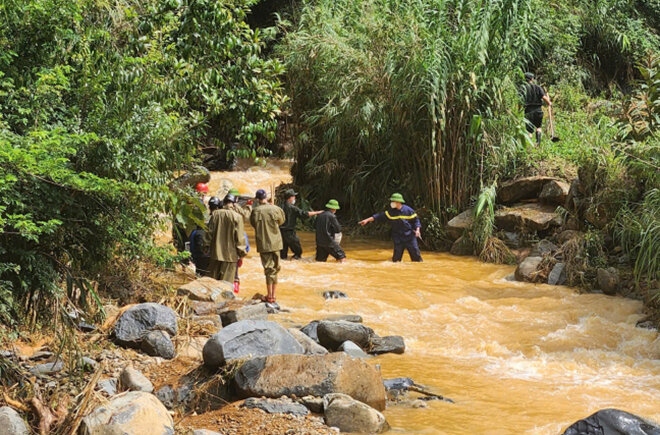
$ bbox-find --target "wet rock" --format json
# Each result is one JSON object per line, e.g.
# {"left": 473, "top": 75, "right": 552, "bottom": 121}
{"left": 203, "top": 320, "right": 304, "bottom": 369}
{"left": 0, "top": 406, "right": 29, "bottom": 435}
{"left": 339, "top": 341, "right": 369, "bottom": 359}
{"left": 29, "top": 359, "right": 64, "bottom": 376}
{"left": 317, "top": 320, "right": 374, "bottom": 351}
{"left": 446, "top": 209, "right": 473, "bottom": 241}
{"left": 597, "top": 267, "right": 620, "bottom": 296}
{"left": 562, "top": 408, "right": 660, "bottom": 435}
{"left": 114, "top": 303, "right": 177, "bottom": 348}
{"left": 322, "top": 290, "right": 348, "bottom": 299}
{"left": 119, "top": 367, "right": 154, "bottom": 393}
{"left": 548, "top": 263, "right": 567, "bottom": 286}
{"left": 234, "top": 353, "right": 387, "bottom": 411}
{"left": 495, "top": 203, "right": 563, "bottom": 233}
{"left": 141, "top": 330, "right": 176, "bottom": 360}
{"left": 450, "top": 235, "right": 474, "bottom": 256}
{"left": 287, "top": 328, "right": 328, "bottom": 355}
{"left": 219, "top": 303, "right": 268, "bottom": 326}
{"left": 323, "top": 393, "right": 389, "bottom": 434}
{"left": 497, "top": 176, "right": 558, "bottom": 205}
{"left": 241, "top": 397, "right": 310, "bottom": 416}
{"left": 80, "top": 391, "right": 174, "bottom": 435}
{"left": 515, "top": 256, "right": 543, "bottom": 282}
{"left": 539, "top": 179, "right": 570, "bottom": 206}
{"left": 369, "top": 335, "right": 406, "bottom": 355}
{"left": 177, "top": 277, "right": 234, "bottom": 303}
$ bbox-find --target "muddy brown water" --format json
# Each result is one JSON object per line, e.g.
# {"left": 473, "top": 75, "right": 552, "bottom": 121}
{"left": 204, "top": 159, "right": 660, "bottom": 434}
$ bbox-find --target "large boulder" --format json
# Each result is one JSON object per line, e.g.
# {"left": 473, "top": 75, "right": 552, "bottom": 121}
{"left": 287, "top": 328, "right": 328, "bottom": 355}
{"left": 0, "top": 406, "right": 29, "bottom": 435}
{"left": 515, "top": 256, "right": 543, "bottom": 282}
{"left": 539, "top": 179, "right": 570, "bottom": 206}
{"left": 316, "top": 320, "right": 374, "bottom": 351}
{"left": 562, "top": 408, "right": 660, "bottom": 435}
{"left": 323, "top": 393, "right": 389, "bottom": 434}
{"left": 233, "top": 353, "right": 387, "bottom": 411}
{"left": 219, "top": 303, "right": 268, "bottom": 326}
{"left": 446, "top": 209, "right": 473, "bottom": 241}
{"left": 113, "top": 303, "right": 177, "bottom": 349}
{"left": 497, "top": 176, "right": 558, "bottom": 205}
{"left": 369, "top": 335, "right": 405, "bottom": 355}
{"left": 495, "top": 203, "right": 563, "bottom": 233}
{"left": 203, "top": 320, "right": 304, "bottom": 369}
{"left": 80, "top": 391, "right": 174, "bottom": 435}
{"left": 177, "top": 277, "right": 234, "bottom": 303}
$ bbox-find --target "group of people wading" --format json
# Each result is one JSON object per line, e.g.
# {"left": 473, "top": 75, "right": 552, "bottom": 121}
{"left": 186, "top": 185, "right": 423, "bottom": 305}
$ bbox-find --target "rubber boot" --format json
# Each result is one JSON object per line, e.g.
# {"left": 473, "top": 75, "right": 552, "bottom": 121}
{"left": 535, "top": 130, "right": 541, "bottom": 145}
{"left": 233, "top": 279, "right": 240, "bottom": 294}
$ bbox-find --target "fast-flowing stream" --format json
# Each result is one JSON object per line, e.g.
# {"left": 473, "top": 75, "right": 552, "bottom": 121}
{"left": 206, "top": 159, "right": 660, "bottom": 434}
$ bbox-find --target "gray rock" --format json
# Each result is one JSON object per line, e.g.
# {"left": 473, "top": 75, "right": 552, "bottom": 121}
{"left": 192, "top": 430, "right": 222, "bottom": 435}
{"left": 495, "top": 203, "right": 563, "bottom": 233}
{"left": 177, "top": 277, "right": 234, "bottom": 303}
{"left": 548, "top": 262, "right": 567, "bottom": 285}
{"left": 241, "top": 397, "right": 310, "bottom": 416}
{"left": 288, "top": 328, "right": 328, "bottom": 355}
{"left": 29, "top": 359, "right": 64, "bottom": 376}
{"left": 322, "top": 290, "right": 348, "bottom": 299}
{"left": 141, "top": 330, "right": 176, "bottom": 359}
{"left": 119, "top": 367, "right": 154, "bottom": 393}
{"left": 339, "top": 341, "right": 369, "bottom": 358}
{"left": 514, "top": 256, "right": 543, "bottom": 282}
{"left": 0, "top": 406, "right": 29, "bottom": 435}
{"left": 155, "top": 385, "right": 176, "bottom": 409}
{"left": 190, "top": 301, "right": 224, "bottom": 316}
{"left": 597, "top": 267, "right": 620, "bottom": 296}
{"left": 219, "top": 303, "right": 268, "bottom": 326}
{"left": 203, "top": 320, "right": 304, "bottom": 369}
{"left": 81, "top": 357, "right": 98, "bottom": 371}
{"left": 114, "top": 303, "right": 177, "bottom": 348}
{"left": 97, "top": 378, "right": 118, "bottom": 396}
{"left": 446, "top": 208, "right": 474, "bottom": 241}
{"left": 324, "top": 314, "right": 363, "bottom": 323}
{"left": 317, "top": 320, "right": 374, "bottom": 351}
{"left": 530, "top": 240, "right": 559, "bottom": 257}
{"left": 497, "top": 176, "right": 559, "bottom": 204}
{"left": 369, "top": 335, "right": 405, "bottom": 355}
{"left": 539, "top": 179, "right": 570, "bottom": 206}
{"left": 300, "top": 321, "right": 320, "bottom": 343}
{"left": 563, "top": 408, "right": 660, "bottom": 435}
{"left": 323, "top": 393, "right": 389, "bottom": 434}
{"left": 80, "top": 391, "right": 174, "bottom": 435}
{"left": 297, "top": 396, "right": 324, "bottom": 414}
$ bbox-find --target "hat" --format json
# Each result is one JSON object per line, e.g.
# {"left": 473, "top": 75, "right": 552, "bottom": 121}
{"left": 283, "top": 188, "right": 298, "bottom": 198}
{"left": 524, "top": 72, "right": 534, "bottom": 81}
{"left": 208, "top": 196, "right": 221, "bottom": 210}
{"left": 255, "top": 189, "right": 268, "bottom": 200}
{"left": 389, "top": 193, "right": 405, "bottom": 203}
{"left": 195, "top": 182, "right": 209, "bottom": 193}
{"left": 325, "top": 199, "right": 340, "bottom": 210}
{"left": 228, "top": 187, "right": 240, "bottom": 196}
{"left": 223, "top": 194, "right": 236, "bottom": 203}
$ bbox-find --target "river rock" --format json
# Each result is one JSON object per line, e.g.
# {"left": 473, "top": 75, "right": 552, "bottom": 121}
{"left": 446, "top": 208, "right": 473, "bottom": 241}
{"left": 29, "top": 359, "right": 64, "bottom": 376}
{"left": 80, "top": 391, "right": 174, "bottom": 435}
{"left": 530, "top": 240, "right": 559, "bottom": 257}
{"left": 203, "top": 320, "right": 304, "bottom": 369}
{"left": 323, "top": 393, "right": 389, "bottom": 434}
{"left": 369, "top": 335, "right": 406, "bottom": 355}
{"left": 220, "top": 302, "right": 268, "bottom": 326}
{"left": 288, "top": 328, "right": 328, "bottom": 355}
{"left": 300, "top": 321, "right": 320, "bottom": 343}
{"left": 114, "top": 303, "right": 177, "bottom": 348}
{"left": 539, "top": 179, "right": 570, "bottom": 206}
{"left": 317, "top": 320, "right": 374, "bottom": 351}
{"left": 548, "top": 262, "right": 567, "bottom": 286}
{"left": 97, "top": 378, "right": 118, "bottom": 396}
{"left": 0, "top": 406, "right": 29, "bottom": 435}
{"left": 233, "top": 353, "right": 387, "bottom": 411}
{"left": 177, "top": 277, "right": 234, "bottom": 303}
{"left": 515, "top": 256, "right": 543, "bottom": 282}
{"left": 339, "top": 341, "right": 370, "bottom": 359}
{"left": 324, "top": 314, "right": 363, "bottom": 323}
{"left": 241, "top": 397, "right": 310, "bottom": 416}
{"left": 141, "top": 330, "right": 176, "bottom": 359}
{"left": 495, "top": 203, "right": 563, "bottom": 232}
{"left": 322, "top": 290, "right": 348, "bottom": 299}
{"left": 119, "top": 367, "right": 154, "bottom": 393}
{"left": 497, "top": 176, "right": 558, "bottom": 204}
{"left": 597, "top": 267, "right": 620, "bottom": 295}
{"left": 562, "top": 408, "right": 660, "bottom": 435}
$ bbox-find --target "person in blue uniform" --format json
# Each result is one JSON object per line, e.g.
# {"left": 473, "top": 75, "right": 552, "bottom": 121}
{"left": 358, "top": 193, "right": 422, "bottom": 262}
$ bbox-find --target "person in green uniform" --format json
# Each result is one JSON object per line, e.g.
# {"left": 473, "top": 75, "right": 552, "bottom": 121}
{"left": 279, "top": 188, "right": 322, "bottom": 260}
{"left": 250, "top": 189, "right": 286, "bottom": 304}
{"left": 203, "top": 194, "right": 248, "bottom": 282}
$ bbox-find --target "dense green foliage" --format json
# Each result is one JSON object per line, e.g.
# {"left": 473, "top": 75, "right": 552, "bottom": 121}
{"left": 0, "top": 0, "right": 285, "bottom": 324}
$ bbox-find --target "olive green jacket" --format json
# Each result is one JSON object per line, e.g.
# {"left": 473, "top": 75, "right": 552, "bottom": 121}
{"left": 203, "top": 206, "right": 247, "bottom": 262}
{"left": 250, "top": 203, "right": 285, "bottom": 253}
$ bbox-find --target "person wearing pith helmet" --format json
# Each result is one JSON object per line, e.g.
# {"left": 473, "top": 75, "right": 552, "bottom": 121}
{"left": 358, "top": 193, "right": 422, "bottom": 262}
{"left": 279, "top": 188, "right": 323, "bottom": 260}
{"left": 315, "top": 199, "right": 346, "bottom": 262}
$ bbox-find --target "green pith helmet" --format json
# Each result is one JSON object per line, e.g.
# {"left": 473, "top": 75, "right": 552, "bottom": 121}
{"left": 228, "top": 187, "right": 240, "bottom": 196}
{"left": 283, "top": 188, "right": 298, "bottom": 198}
{"left": 325, "top": 199, "right": 340, "bottom": 210}
{"left": 389, "top": 193, "right": 405, "bottom": 203}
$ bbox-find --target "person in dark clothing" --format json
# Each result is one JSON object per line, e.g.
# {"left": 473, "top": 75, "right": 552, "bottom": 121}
{"left": 189, "top": 196, "right": 221, "bottom": 276}
{"left": 315, "top": 199, "right": 346, "bottom": 262}
{"left": 521, "top": 72, "right": 552, "bottom": 145}
{"left": 279, "top": 188, "right": 322, "bottom": 260}
{"left": 358, "top": 193, "right": 422, "bottom": 262}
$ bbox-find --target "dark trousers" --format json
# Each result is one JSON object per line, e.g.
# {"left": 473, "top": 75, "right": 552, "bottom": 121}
{"left": 392, "top": 236, "right": 422, "bottom": 262}
{"left": 280, "top": 230, "right": 302, "bottom": 259}
{"left": 315, "top": 242, "right": 346, "bottom": 262}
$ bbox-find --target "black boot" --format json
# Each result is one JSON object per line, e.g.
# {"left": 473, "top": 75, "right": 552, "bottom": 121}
{"left": 535, "top": 130, "right": 541, "bottom": 145}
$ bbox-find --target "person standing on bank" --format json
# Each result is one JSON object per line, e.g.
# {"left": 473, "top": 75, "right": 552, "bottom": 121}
{"left": 279, "top": 188, "right": 323, "bottom": 260}
{"left": 250, "top": 189, "right": 286, "bottom": 304}
{"left": 315, "top": 199, "right": 346, "bottom": 263}
{"left": 189, "top": 196, "right": 221, "bottom": 277}
{"left": 521, "top": 72, "right": 552, "bottom": 145}
{"left": 203, "top": 194, "right": 248, "bottom": 283}
{"left": 358, "top": 193, "right": 423, "bottom": 262}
